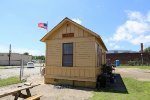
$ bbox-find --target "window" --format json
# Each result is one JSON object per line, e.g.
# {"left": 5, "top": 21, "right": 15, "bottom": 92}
{"left": 62, "top": 43, "right": 73, "bottom": 67}
{"left": 96, "top": 43, "right": 101, "bottom": 67}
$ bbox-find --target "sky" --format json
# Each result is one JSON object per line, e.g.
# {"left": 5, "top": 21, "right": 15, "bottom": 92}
{"left": 0, "top": 0, "right": 150, "bottom": 55}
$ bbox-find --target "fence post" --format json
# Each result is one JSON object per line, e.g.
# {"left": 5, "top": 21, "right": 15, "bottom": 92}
{"left": 20, "top": 59, "right": 24, "bottom": 81}
{"left": 20, "top": 60, "right": 22, "bottom": 81}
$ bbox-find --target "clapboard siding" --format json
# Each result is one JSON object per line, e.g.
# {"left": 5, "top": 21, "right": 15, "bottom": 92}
{"left": 46, "top": 42, "right": 62, "bottom": 66}
{"left": 45, "top": 66, "right": 98, "bottom": 82}
{"left": 75, "top": 41, "right": 95, "bottom": 67}
{"left": 50, "top": 22, "right": 92, "bottom": 39}
{"left": 46, "top": 39, "right": 95, "bottom": 67}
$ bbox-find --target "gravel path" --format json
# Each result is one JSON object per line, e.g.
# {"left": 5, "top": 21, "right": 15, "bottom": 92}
{"left": 115, "top": 68, "right": 150, "bottom": 81}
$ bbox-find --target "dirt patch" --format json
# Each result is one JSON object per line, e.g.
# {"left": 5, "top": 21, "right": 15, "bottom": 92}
{"left": 115, "top": 68, "right": 150, "bottom": 81}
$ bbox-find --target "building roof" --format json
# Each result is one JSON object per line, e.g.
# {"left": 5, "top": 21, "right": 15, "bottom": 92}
{"left": 107, "top": 50, "right": 138, "bottom": 54}
{"left": 40, "top": 17, "right": 107, "bottom": 51}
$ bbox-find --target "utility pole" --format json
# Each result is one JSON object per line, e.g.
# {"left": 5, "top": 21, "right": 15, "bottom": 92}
{"left": 8, "top": 44, "right": 11, "bottom": 66}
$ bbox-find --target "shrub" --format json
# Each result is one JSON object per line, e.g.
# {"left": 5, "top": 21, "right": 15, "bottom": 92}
{"left": 128, "top": 61, "right": 137, "bottom": 66}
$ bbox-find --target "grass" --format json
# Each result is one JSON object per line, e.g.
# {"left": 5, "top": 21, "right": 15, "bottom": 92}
{"left": 91, "top": 77, "right": 150, "bottom": 100}
{"left": 118, "top": 65, "right": 150, "bottom": 70}
{"left": 0, "top": 77, "right": 25, "bottom": 87}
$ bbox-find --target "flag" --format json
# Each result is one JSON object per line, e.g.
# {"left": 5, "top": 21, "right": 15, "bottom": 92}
{"left": 38, "top": 22, "right": 48, "bottom": 30}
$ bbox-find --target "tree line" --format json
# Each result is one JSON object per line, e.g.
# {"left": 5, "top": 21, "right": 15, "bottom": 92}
{"left": 144, "top": 46, "right": 150, "bottom": 53}
{"left": 32, "top": 55, "right": 45, "bottom": 60}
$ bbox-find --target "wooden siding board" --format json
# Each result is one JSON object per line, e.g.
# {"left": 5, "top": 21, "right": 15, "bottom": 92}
{"left": 75, "top": 41, "right": 95, "bottom": 67}
{"left": 74, "top": 25, "right": 78, "bottom": 37}
{"left": 78, "top": 28, "right": 84, "bottom": 37}
{"left": 45, "top": 75, "right": 96, "bottom": 82}
{"left": 70, "top": 24, "right": 74, "bottom": 33}
{"left": 66, "top": 23, "right": 70, "bottom": 33}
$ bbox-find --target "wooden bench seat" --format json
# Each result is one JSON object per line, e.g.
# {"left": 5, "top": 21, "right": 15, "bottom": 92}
{"left": 25, "top": 95, "right": 42, "bottom": 100}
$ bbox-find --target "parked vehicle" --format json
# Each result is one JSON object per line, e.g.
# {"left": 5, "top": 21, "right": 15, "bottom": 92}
{"left": 27, "top": 62, "right": 35, "bottom": 68}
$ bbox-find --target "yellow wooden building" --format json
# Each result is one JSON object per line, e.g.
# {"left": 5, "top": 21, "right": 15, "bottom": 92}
{"left": 41, "top": 17, "right": 107, "bottom": 88}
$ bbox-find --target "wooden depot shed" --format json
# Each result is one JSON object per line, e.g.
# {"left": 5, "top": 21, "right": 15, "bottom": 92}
{"left": 41, "top": 17, "right": 107, "bottom": 88}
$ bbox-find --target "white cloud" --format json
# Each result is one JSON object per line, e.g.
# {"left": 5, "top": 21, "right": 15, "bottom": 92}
{"left": 147, "top": 11, "right": 150, "bottom": 22}
{"left": 125, "top": 21, "right": 149, "bottom": 34}
{"left": 126, "top": 10, "right": 145, "bottom": 21}
{"left": 72, "top": 18, "right": 82, "bottom": 24}
{"left": 113, "top": 45, "right": 120, "bottom": 49}
{"left": 131, "top": 35, "right": 150, "bottom": 45}
{"left": 0, "top": 45, "right": 44, "bottom": 56}
{"left": 108, "top": 42, "right": 121, "bottom": 49}
{"left": 110, "top": 25, "right": 132, "bottom": 41}
{"left": 109, "top": 43, "right": 115, "bottom": 47}
{"left": 110, "top": 10, "right": 150, "bottom": 45}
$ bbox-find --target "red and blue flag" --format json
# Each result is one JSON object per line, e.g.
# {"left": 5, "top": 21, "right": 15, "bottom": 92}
{"left": 38, "top": 22, "right": 48, "bottom": 30}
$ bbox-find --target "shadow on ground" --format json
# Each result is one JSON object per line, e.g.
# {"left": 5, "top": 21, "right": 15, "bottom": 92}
{"left": 97, "top": 74, "right": 128, "bottom": 94}
{"left": 54, "top": 74, "right": 128, "bottom": 94}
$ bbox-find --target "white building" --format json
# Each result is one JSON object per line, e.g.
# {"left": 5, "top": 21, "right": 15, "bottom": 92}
{"left": 0, "top": 53, "right": 32, "bottom": 66}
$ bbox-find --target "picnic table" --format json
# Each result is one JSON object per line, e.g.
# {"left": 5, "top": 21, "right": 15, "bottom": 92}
{"left": 0, "top": 83, "right": 40, "bottom": 100}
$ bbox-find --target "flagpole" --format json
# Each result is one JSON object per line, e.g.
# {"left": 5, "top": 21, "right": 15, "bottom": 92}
{"left": 47, "top": 21, "right": 48, "bottom": 32}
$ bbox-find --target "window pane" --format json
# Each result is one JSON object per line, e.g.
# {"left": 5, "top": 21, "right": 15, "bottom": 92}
{"left": 63, "top": 55, "right": 73, "bottom": 66}
{"left": 63, "top": 43, "right": 73, "bottom": 54}
{"left": 63, "top": 43, "right": 73, "bottom": 67}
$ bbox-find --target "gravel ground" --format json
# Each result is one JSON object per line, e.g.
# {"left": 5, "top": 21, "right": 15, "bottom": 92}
{"left": 0, "top": 75, "right": 93, "bottom": 100}
{"left": 32, "top": 84, "right": 93, "bottom": 100}
{"left": 0, "top": 65, "right": 93, "bottom": 100}
{"left": 115, "top": 68, "right": 150, "bottom": 81}
{"left": 0, "top": 64, "right": 42, "bottom": 79}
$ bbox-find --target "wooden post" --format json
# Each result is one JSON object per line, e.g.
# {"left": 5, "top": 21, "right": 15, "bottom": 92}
{"left": 20, "top": 60, "right": 22, "bottom": 81}
{"left": 8, "top": 44, "right": 11, "bottom": 66}
{"left": 20, "top": 59, "right": 24, "bottom": 81}
{"left": 22, "top": 59, "right": 24, "bottom": 77}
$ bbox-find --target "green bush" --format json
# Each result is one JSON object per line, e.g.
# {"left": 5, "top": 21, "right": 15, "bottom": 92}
{"left": 128, "top": 61, "right": 137, "bottom": 66}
